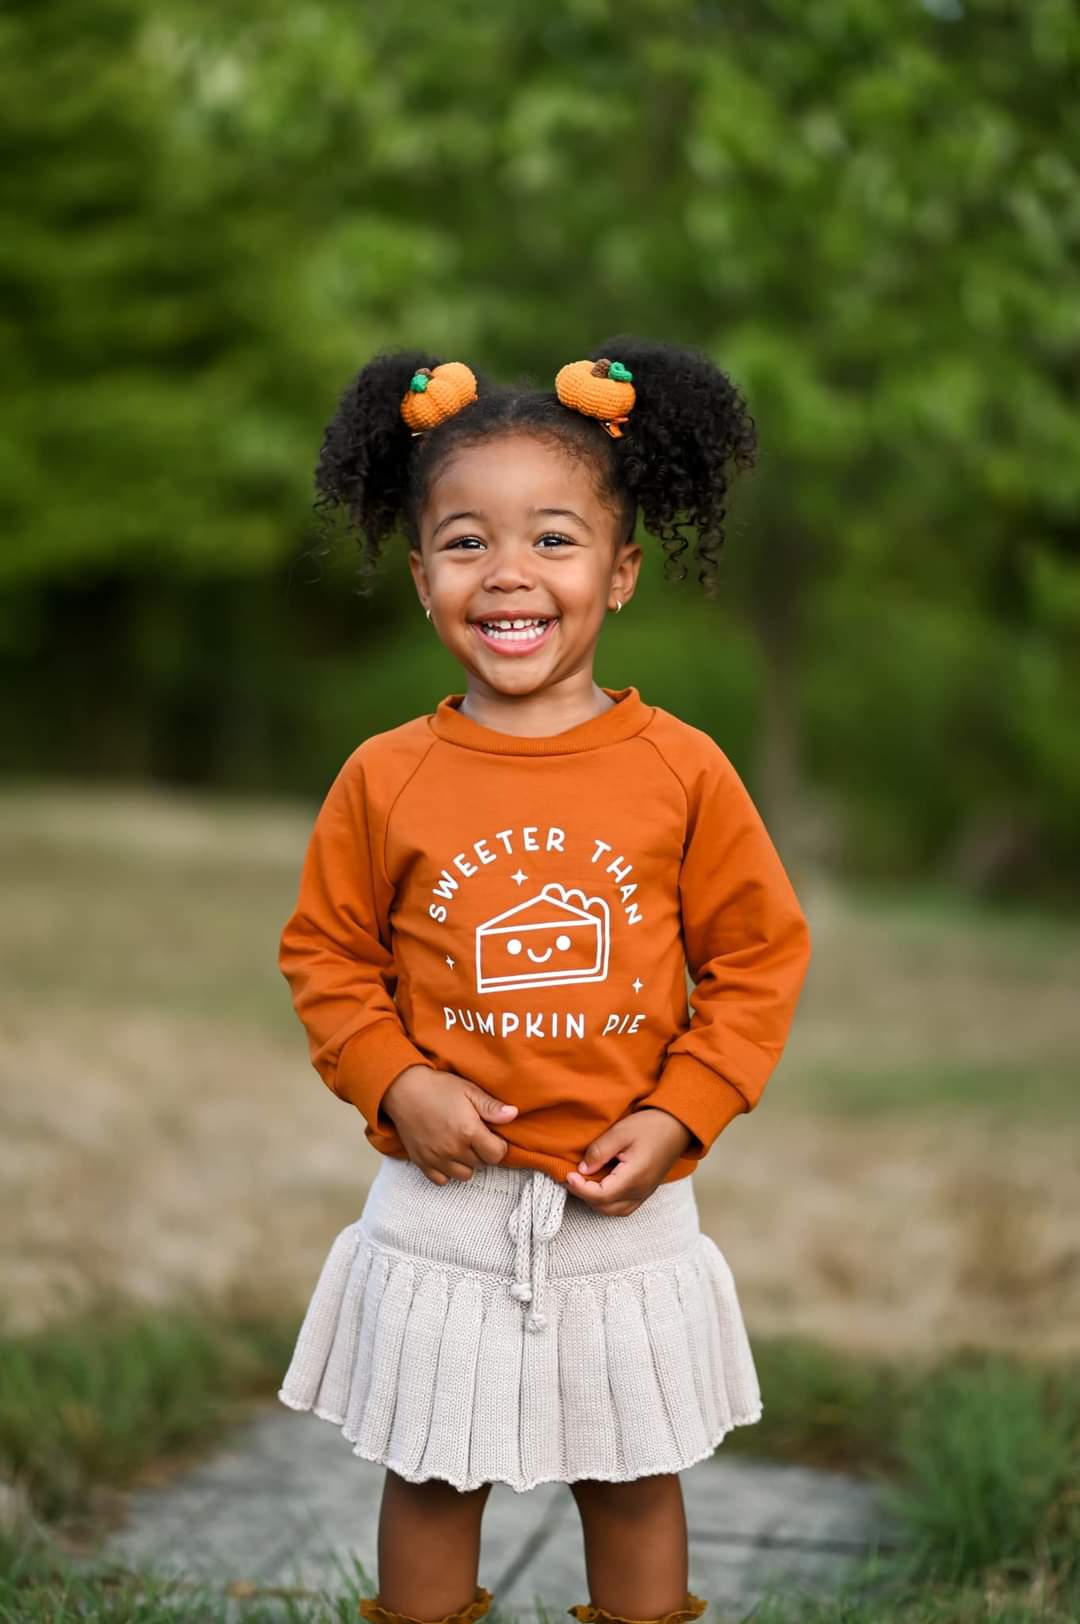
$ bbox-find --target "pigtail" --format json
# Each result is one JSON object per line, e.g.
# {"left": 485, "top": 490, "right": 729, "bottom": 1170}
{"left": 312, "top": 348, "right": 444, "bottom": 591}
{"left": 304, "top": 336, "right": 753, "bottom": 598}
{"left": 590, "top": 335, "right": 757, "bottom": 592}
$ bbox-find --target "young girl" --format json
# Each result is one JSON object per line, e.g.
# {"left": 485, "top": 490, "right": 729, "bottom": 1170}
{"left": 276, "top": 337, "right": 813, "bottom": 1624}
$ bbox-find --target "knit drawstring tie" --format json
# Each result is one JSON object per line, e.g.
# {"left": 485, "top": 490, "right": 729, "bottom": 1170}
{"left": 507, "top": 1170, "right": 567, "bottom": 1332}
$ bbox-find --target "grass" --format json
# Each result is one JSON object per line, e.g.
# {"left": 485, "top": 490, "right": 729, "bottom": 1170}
{"left": 0, "top": 1304, "right": 295, "bottom": 1535}
{"left": 0, "top": 1530, "right": 377, "bottom": 1621}
{"left": 878, "top": 1354, "right": 1080, "bottom": 1591}
{"left": 1, "top": 1311, "right": 1078, "bottom": 1621}
{"left": 2, "top": 785, "right": 1079, "bottom": 1618}
{"left": 0, "top": 1563, "right": 1072, "bottom": 1624}
{"left": 3, "top": 785, "right": 1079, "bottom": 1359}
{"left": 804, "top": 1058, "right": 1080, "bottom": 1121}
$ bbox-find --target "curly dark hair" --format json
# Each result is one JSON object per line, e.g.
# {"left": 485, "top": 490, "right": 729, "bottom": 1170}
{"left": 311, "top": 335, "right": 757, "bottom": 597}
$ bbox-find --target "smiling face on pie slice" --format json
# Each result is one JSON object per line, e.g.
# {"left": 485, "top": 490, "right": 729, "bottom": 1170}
{"left": 475, "top": 884, "right": 610, "bottom": 992}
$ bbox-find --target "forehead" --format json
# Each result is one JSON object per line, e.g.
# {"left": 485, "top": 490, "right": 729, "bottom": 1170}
{"left": 421, "top": 432, "right": 604, "bottom": 522}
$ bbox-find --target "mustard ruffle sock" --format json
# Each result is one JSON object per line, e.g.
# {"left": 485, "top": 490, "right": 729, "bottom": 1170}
{"left": 359, "top": 1584, "right": 493, "bottom": 1624}
{"left": 567, "top": 1593, "right": 707, "bottom": 1624}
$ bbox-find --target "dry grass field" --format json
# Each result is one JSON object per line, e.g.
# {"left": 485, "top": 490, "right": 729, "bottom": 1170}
{"left": 2, "top": 783, "right": 1078, "bottom": 1358}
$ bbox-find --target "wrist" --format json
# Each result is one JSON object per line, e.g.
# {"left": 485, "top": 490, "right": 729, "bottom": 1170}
{"left": 381, "top": 1063, "right": 433, "bottom": 1124}
{"left": 636, "top": 1105, "right": 694, "bottom": 1154}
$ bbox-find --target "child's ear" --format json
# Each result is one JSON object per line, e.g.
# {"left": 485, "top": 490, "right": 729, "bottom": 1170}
{"left": 408, "top": 547, "right": 429, "bottom": 606}
{"left": 612, "top": 540, "right": 643, "bottom": 603}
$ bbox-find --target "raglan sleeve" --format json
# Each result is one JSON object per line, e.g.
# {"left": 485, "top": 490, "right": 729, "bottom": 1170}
{"left": 278, "top": 748, "right": 436, "bottom": 1133}
{"left": 634, "top": 740, "right": 813, "bottom": 1160}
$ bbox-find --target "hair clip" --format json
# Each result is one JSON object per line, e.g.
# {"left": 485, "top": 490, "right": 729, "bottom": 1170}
{"left": 400, "top": 362, "right": 478, "bottom": 434}
{"left": 554, "top": 357, "right": 636, "bottom": 438}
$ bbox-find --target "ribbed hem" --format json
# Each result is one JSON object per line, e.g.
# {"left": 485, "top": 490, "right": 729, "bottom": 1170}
{"left": 358, "top": 1585, "right": 492, "bottom": 1624}
{"left": 633, "top": 1056, "right": 749, "bottom": 1156}
{"left": 360, "top": 1144, "right": 701, "bottom": 1187}
{"left": 335, "top": 1023, "right": 436, "bottom": 1127}
{"left": 567, "top": 1592, "right": 708, "bottom": 1624}
{"left": 427, "top": 686, "right": 654, "bottom": 755}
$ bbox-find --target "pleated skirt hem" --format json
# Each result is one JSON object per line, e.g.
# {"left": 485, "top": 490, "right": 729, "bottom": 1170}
{"left": 277, "top": 1382, "right": 764, "bottom": 1495}
{"left": 276, "top": 1160, "right": 763, "bottom": 1496}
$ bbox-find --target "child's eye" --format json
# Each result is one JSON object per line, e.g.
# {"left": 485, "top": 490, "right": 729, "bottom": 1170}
{"left": 444, "top": 533, "right": 574, "bottom": 551}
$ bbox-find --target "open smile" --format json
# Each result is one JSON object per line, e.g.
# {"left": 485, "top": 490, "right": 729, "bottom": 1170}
{"left": 469, "top": 616, "right": 560, "bottom": 656}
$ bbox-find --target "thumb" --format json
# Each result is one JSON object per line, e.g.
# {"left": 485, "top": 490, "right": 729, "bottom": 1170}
{"left": 468, "top": 1086, "right": 518, "bottom": 1121}
{"left": 577, "top": 1129, "right": 618, "bottom": 1172}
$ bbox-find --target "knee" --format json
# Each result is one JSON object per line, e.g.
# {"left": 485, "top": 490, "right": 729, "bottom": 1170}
{"left": 570, "top": 1473, "right": 679, "bottom": 1519}
{"left": 386, "top": 1470, "right": 494, "bottom": 1511}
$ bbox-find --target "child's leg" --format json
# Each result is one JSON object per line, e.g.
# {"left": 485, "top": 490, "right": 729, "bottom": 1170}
{"left": 569, "top": 1474, "right": 690, "bottom": 1618}
{"left": 372, "top": 1469, "right": 494, "bottom": 1620}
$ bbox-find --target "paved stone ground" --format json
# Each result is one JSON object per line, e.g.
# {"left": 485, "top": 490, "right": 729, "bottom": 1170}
{"left": 95, "top": 1405, "right": 907, "bottom": 1622}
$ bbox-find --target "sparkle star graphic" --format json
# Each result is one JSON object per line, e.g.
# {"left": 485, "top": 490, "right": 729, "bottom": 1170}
{"left": 511, "top": 868, "right": 529, "bottom": 885}
{"left": 446, "top": 955, "right": 455, "bottom": 969}
{"left": 632, "top": 977, "right": 644, "bottom": 994}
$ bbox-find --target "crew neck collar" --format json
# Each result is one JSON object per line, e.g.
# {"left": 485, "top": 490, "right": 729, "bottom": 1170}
{"left": 428, "top": 685, "right": 653, "bottom": 756}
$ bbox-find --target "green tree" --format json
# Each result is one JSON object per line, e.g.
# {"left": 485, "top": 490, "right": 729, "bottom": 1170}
{"left": 2, "top": 0, "right": 1077, "bottom": 889}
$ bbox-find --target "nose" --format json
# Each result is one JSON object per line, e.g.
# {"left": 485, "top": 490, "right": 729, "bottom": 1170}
{"left": 481, "top": 542, "right": 536, "bottom": 593}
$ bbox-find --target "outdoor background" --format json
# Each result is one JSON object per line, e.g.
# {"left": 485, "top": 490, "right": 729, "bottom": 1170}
{"left": 2, "top": 1, "right": 1079, "bottom": 1617}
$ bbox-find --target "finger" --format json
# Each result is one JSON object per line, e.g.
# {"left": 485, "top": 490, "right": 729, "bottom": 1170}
{"left": 568, "top": 1157, "right": 641, "bottom": 1205}
{"left": 569, "top": 1186, "right": 643, "bottom": 1219}
{"left": 465, "top": 1085, "right": 519, "bottom": 1124}
{"left": 566, "top": 1180, "right": 641, "bottom": 1218}
{"left": 470, "top": 1127, "right": 512, "bottom": 1164}
{"left": 577, "top": 1126, "right": 635, "bottom": 1174}
{"left": 565, "top": 1172, "right": 606, "bottom": 1203}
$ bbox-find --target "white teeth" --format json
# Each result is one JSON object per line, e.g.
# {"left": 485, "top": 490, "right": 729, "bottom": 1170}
{"left": 477, "top": 616, "right": 554, "bottom": 642}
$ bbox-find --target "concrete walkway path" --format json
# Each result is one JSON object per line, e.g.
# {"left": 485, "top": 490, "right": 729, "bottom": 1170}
{"left": 96, "top": 1405, "right": 907, "bottom": 1622}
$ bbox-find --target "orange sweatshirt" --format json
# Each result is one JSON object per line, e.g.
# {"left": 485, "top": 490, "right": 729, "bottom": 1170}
{"left": 279, "top": 685, "right": 812, "bottom": 1185}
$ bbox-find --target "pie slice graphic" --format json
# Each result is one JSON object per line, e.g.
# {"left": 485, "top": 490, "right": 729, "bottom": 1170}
{"left": 475, "top": 883, "right": 610, "bottom": 993}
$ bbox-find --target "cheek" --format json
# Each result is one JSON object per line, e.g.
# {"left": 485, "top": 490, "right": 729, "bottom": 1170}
{"left": 426, "top": 556, "right": 471, "bottom": 596}
{"left": 564, "top": 558, "right": 613, "bottom": 608}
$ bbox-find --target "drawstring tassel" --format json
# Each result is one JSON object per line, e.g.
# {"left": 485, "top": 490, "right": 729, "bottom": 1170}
{"left": 507, "top": 1170, "right": 567, "bottom": 1332}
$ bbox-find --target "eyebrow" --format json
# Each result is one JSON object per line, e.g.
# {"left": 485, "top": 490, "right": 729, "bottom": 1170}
{"left": 432, "top": 509, "right": 485, "bottom": 539}
{"left": 530, "top": 506, "right": 593, "bottom": 532}
{"left": 431, "top": 505, "right": 593, "bottom": 539}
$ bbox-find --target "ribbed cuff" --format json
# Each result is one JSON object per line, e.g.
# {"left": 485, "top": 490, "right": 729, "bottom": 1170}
{"left": 360, "top": 1585, "right": 493, "bottom": 1624}
{"left": 335, "top": 1021, "right": 436, "bottom": 1130}
{"left": 567, "top": 1591, "right": 707, "bottom": 1624}
{"left": 633, "top": 1054, "right": 748, "bottom": 1157}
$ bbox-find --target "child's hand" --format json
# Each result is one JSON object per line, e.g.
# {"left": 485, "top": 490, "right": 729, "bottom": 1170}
{"left": 565, "top": 1108, "right": 694, "bottom": 1216}
{"left": 381, "top": 1064, "right": 519, "bottom": 1186}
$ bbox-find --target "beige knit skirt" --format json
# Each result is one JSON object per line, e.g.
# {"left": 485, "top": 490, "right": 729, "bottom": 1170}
{"left": 277, "top": 1156, "right": 762, "bottom": 1494}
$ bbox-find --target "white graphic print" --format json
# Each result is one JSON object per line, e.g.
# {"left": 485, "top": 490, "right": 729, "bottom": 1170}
{"left": 475, "top": 883, "right": 610, "bottom": 993}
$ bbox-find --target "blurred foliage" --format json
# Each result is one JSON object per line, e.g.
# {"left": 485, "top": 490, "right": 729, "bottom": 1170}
{"left": 1, "top": 0, "right": 1078, "bottom": 893}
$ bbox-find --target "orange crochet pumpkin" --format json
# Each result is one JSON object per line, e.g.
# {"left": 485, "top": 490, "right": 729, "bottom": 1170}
{"left": 400, "top": 361, "right": 478, "bottom": 433}
{"left": 554, "top": 358, "right": 636, "bottom": 437}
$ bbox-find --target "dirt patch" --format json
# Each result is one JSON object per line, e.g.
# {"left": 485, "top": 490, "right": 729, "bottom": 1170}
{"left": 2, "top": 788, "right": 1078, "bottom": 1358}
{"left": 3, "top": 997, "right": 1077, "bottom": 1358}
{"left": 695, "top": 1103, "right": 1080, "bottom": 1358}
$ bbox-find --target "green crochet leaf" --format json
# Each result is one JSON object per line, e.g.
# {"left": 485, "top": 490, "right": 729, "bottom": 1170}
{"left": 609, "top": 361, "right": 633, "bottom": 383}
{"left": 409, "top": 372, "right": 430, "bottom": 392}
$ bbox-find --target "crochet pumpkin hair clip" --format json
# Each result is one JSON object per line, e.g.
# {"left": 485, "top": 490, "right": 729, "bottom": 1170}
{"left": 398, "top": 354, "right": 637, "bottom": 440}
{"left": 400, "top": 362, "right": 479, "bottom": 435}
{"left": 554, "top": 356, "right": 636, "bottom": 437}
